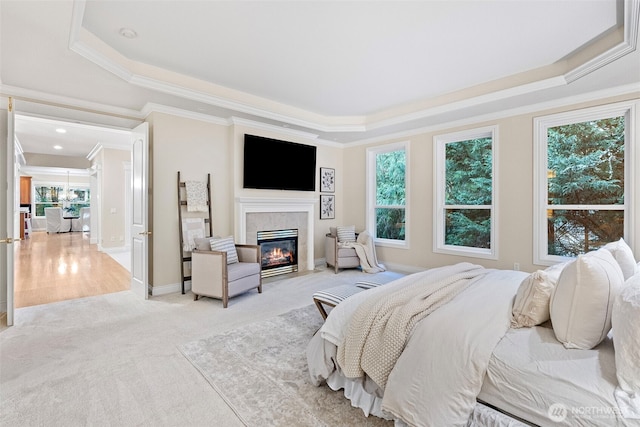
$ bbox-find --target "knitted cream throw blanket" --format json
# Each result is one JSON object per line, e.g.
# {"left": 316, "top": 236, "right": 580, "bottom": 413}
{"left": 337, "top": 262, "right": 488, "bottom": 390}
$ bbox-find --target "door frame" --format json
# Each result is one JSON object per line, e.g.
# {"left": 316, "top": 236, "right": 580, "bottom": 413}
{"left": 2, "top": 97, "right": 16, "bottom": 326}
{"left": 3, "top": 99, "right": 150, "bottom": 325}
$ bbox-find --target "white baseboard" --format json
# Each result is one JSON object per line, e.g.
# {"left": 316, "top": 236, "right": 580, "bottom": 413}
{"left": 382, "top": 261, "right": 425, "bottom": 274}
{"left": 101, "top": 246, "right": 130, "bottom": 254}
{"left": 314, "top": 257, "right": 421, "bottom": 274}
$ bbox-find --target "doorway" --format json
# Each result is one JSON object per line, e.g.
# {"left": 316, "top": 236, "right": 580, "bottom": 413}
{"left": 14, "top": 114, "right": 133, "bottom": 307}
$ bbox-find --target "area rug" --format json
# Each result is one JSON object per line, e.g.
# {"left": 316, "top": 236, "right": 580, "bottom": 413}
{"left": 179, "top": 305, "right": 392, "bottom": 427}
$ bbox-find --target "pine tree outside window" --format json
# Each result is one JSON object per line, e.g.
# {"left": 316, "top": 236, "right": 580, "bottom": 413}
{"left": 534, "top": 101, "right": 635, "bottom": 265}
{"left": 434, "top": 126, "right": 498, "bottom": 259}
{"left": 367, "top": 141, "right": 408, "bottom": 247}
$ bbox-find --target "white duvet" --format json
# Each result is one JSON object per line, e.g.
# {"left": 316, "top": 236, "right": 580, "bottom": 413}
{"left": 308, "top": 265, "right": 527, "bottom": 427}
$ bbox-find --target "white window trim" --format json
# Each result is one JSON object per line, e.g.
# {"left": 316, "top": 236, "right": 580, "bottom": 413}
{"left": 433, "top": 125, "right": 498, "bottom": 260}
{"left": 366, "top": 141, "right": 409, "bottom": 249}
{"left": 533, "top": 100, "right": 637, "bottom": 266}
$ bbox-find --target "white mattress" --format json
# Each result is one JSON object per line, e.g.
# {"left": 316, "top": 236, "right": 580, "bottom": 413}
{"left": 479, "top": 325, "right": 640, "bottom": 426}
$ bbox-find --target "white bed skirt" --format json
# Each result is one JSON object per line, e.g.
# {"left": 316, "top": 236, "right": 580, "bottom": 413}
{"left": 325, "top": 370, "right": 531, "bottom": 427}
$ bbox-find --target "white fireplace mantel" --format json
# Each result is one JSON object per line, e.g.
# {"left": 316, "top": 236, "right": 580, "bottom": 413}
{"left": 235, "top": 197, "right": 317, "bottom": 270}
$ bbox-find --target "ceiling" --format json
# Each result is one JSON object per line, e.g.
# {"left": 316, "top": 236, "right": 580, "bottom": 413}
{"left": 15, "top": 115, "right": 133, "bottom": 158}
{"left": 1, "top": 0, "right": 639, "bottom": 158}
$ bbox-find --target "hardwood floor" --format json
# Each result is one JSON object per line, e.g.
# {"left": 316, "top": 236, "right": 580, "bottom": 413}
{"left": 14, "top": 231, "right": 130, "bottom": 308}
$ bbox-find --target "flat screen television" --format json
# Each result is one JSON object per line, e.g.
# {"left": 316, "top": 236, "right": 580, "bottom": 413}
{"left": 243, "top": 134, "right": 316, "bottom": 191}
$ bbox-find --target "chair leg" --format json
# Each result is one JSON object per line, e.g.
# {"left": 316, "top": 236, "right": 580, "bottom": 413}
{"left": 223, "top": 296, "right": 228, "bottom": 308}
{"left": 194, "top": 294, "right": 199, "bottom": 301}
{"left": 314, "top": 298, "right": 329, "bottom": 320}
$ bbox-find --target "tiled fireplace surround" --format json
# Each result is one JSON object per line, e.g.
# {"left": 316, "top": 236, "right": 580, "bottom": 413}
{"left": 235, "top": 198, "right": 316, "bottom": 272}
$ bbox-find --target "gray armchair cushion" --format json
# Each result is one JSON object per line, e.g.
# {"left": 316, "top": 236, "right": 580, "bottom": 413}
{"left": 228, "top": 262, "right": 260, "bottom": 282}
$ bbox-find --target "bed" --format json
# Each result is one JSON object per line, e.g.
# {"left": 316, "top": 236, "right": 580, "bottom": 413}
{"left": 306, "top": 246, "right": 640, "bottom": 427}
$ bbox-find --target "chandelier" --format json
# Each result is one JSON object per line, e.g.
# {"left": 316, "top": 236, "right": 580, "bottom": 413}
{"left": 60, "top": 171, "right": 78, "bottom": 203}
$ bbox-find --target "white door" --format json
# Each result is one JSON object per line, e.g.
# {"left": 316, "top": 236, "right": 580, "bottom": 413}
{"left": 2, "top": 98, "right": 16, "bottom": 326}
{"left": 130, "top": 122, "right": 149, "bottom": 299}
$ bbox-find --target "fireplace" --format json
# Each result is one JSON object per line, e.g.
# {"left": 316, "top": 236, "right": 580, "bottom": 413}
{"left": 257, "top": 229, "right": 298, "bottom": 278}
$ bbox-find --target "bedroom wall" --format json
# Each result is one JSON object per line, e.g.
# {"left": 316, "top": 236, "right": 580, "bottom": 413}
{"left": 148, "top": 112, "right": 230, "bottom": 292}
{"left": 148, "top": 112, "right": 345, "bottom": 291}
{"left": 342, "top": 92, "right": 640, "bottom": 273}
{"left": 229, "top": 123, "right": 343, "bottom": 263}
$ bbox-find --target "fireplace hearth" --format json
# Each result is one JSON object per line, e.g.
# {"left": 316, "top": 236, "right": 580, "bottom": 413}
{"left": 257, "top": 229, "right": 298, "bottom": 278}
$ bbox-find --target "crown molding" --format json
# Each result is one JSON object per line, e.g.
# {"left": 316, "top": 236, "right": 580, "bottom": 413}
{"left": 141, "top": 102, "right": 228, "bottom": 126}
{"left": 364, "top": 76, "right": 568, "bottom": 132}
{"left": 347, "top": 83, "right": 640, "bottom": 147}
{"left": 565, "top": 0, "right": 639, "bottom": 83}
{"left": 0, "top": 84, "right": 144, "bottom": 122}
{"left": 86, "top": 143, "right": 102, "bottom": 161}
{"left": 20, "top": 165, "right": 92, "bottom": 177}
{"left": 229, "top": 117, "right": 319, "bottom": 140}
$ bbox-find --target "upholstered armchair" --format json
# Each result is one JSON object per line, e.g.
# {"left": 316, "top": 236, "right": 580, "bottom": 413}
{"left": 44, "top": 207, "right": 71, "bottom": 233}
{"left": 191, "top": 237, "right": 262, "bottom": 308}
{"left": 72, "top": 207, "right": 90, "bottom": 232}
{"left": 325, "top": 226, "right": 361, "bottom": 274}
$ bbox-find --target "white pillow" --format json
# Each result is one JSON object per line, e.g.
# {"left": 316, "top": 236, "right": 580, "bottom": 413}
{"left": 511, "top": 270, "right": 554, "bottom": 328}
{"left": 612, "top": 273, "right": 640, "bottom": 417}
{"left": 336, "top": 225, "right": 356, "bottom": 243}
{"left": 210, "top": 236, "right": 239, "bottom": 264}
{"left": 604, "top": 238, "right": 638, "bottom": 280}
{"left": 550, "top": 248, "right": 625, "bottom": 349}
{"left": 544, "top": 261, "right": 570, "bottom": 284}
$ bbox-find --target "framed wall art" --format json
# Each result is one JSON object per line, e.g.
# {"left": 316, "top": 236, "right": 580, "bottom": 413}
{"left": 320, "top": 167, "right": 335, "bottom": 193}
{"left": 320, "top": 194, "right": 335, "bottom": 219}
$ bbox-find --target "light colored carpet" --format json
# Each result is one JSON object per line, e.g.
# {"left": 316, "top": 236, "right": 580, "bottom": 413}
{"left": 180, "top": 305, "right": 392, "bottom": 427}
{"left": 0, "top": 267, "right": 404, "bottom": 426}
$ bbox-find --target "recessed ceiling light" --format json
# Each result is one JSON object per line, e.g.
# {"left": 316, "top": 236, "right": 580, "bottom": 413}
{"left": 119, "top": 27, "right": 138, "bottom": 39}
{"left": 55, "top": 128, "right": 66, "bottom": 134}
{"left": 53, "top": 145, "right": 63, "bottom": 150}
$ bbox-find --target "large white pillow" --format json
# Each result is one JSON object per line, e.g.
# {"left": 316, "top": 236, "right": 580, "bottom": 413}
{"left": 550, "top": 248, "right": 625, "bottom": 349}
{"left": 604, "top": 238, "right": 638, "bottom": 280}
{"left": 511, "top": 270, "right": 555, "bottom": 328}
{"left": 612, "top": 273, "right": 640, "bottom": 418}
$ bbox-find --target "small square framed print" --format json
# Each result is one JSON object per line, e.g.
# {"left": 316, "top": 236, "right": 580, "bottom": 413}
{"left": 320, "top": 167, "right": 335, "bottom": 193}
{"left": 320, "top": 194, "right": 335, "bottom": 219}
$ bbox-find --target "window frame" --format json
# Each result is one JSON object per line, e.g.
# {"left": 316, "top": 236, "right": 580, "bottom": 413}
{"left": 433, "top": 125, "right": 499, "bottom": 259}
{"left": 366, "top": 141, "right": 409, "bottom": 249}
{"left": 533, "top": 101, "right": 636, "bottom": 265}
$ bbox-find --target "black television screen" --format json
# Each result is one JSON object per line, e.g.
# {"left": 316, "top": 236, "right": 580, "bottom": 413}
{"left": 243, "top": 134, "right": 317, "bottom": 191}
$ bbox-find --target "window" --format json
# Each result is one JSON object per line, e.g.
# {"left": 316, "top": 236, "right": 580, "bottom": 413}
{"left": 534, "top": 101, "right": 635, "bottom": 265}
{"left": 434, "top": 126, "right": 498, "bottom": 259}
{"left": 367, "top": 141, "right": 408, "bottom": 247}
{"left": 34, "top": 182, "right": 90, "bottom": 217}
